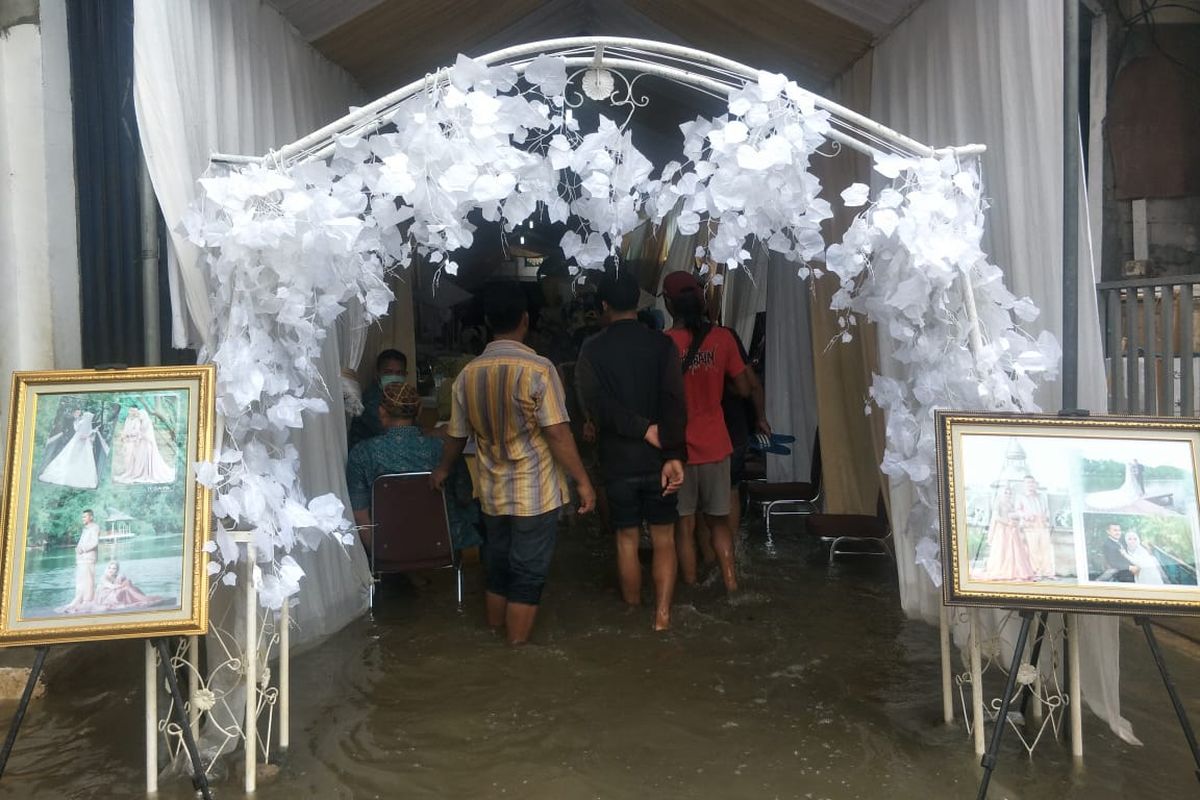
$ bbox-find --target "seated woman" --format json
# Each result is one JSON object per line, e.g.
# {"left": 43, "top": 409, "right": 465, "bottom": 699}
{"left": 346, "top": 381, "right": 480, "bottom": 552}
{"left": 95, "top": 561, "right": 162, "bottom": 610}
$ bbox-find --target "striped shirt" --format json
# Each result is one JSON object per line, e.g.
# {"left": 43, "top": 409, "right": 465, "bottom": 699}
{"left": 448, "top": 340, "right": 570, "bottom": 517}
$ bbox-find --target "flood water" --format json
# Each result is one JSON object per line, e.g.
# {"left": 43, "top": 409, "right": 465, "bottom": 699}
{"left": 2, "top": 513, "right": 1199, "bottom": 799}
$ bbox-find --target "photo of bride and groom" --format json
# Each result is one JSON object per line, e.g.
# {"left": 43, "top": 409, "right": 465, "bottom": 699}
{"left": 18, "top": 389, "right": 190, "bottom": 623}
{"left": 37, "top": 399, "right": 177, "bottom": 490}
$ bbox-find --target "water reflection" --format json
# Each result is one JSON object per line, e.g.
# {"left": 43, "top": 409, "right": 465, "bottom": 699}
{"left": 1, "top": 516, "right": 1198, "bottom": 798}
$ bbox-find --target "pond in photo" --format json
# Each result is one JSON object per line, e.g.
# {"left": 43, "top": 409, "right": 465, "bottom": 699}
{"left": 19, "top": 533, "right": 184, "bottom": 619}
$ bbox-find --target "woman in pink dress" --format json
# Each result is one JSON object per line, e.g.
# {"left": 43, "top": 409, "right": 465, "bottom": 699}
{"left": 982, "top": 486, "right": 1035, "bottom": 581}
{"left": 95, "top": 561, "right": 162, "bottom": 610}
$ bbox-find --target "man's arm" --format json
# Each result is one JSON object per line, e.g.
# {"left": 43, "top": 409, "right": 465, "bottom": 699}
{"left": 743, "top": 367, "right": 770, "bottom": 434}
{"left": 578, "top": 350, "right": 654, "bottom": 443}
{"left": 542, "top": 423, "right": 595, "bottom": 513}
{"left": 431, "top": 436, "right": 468, "bottom": 491}
{"left": 78, "top": 525, "right": 99, "bottom": 554}
{"left": 657, "top": 344, "right": 687, "bottom": 462}
{"left": 1104, "top": 539, "right": 1135, "bottom": 570}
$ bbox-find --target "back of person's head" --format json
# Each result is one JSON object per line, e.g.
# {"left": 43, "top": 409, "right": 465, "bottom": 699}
{"left": 376, "top": 349, "right": 408, "bottom": 372}
{"left": 484, "top": 281, "right": 528, "bottom": 335}
{"left": 598, "top": 270, "right": 640, "bottom": 313}
{"left": 380, "top": 381, "right": 422, "bottom": 421}
{"left": 662, "top": 271, "right": 711, "bottom": 363}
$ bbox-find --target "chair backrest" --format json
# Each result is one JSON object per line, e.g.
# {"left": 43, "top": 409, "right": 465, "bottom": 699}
{"left": 371, "top": 472, "right": 453, "bottom": 572}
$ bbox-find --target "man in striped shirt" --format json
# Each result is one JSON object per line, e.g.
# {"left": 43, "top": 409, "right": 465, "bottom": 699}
{"left": 432, "top": 282, "right": 595, "bottom": 644}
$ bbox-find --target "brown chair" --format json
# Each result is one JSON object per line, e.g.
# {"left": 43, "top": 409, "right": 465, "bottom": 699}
{"left": 804, "top": 492, "right": 892, "bottom": 564}
{"left": 744, "top": 434, "right": 822, "bottom": 537}
{"left": 370, "top": 472, "right": 462, "bottom": 606}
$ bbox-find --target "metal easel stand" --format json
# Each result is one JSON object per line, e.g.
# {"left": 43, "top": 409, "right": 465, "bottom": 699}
{"left": 976, "top": 610, "right": 1035, "bottom": 800}
{"left": 0, "top": 646, "right": 49, "bottom": 780}
{"left": 148, "top": 534, "right": 290, "bottom": 794}
{"left": 956, "top": 609, "right": 1075, "bottom": 762}
{"left": 1135, "top": 616, "right": 1200, "bottom": 785}
{"left": 0, "top": 643, "right": 211, "bottom": 800}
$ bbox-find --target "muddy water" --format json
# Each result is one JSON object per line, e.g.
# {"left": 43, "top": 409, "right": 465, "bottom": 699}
{"left": 2, "top": 514, "right": 1199, "bottom": 799}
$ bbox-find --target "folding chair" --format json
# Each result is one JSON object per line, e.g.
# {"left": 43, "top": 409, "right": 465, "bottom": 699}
{"left": 744, "top": 434, "right": 823, "bottom": 537}
{"left": 805, "top": 492, "right": 893, "bottom": 565}
{"left": 370, "top": 472, "right": 463, "bottom": 606}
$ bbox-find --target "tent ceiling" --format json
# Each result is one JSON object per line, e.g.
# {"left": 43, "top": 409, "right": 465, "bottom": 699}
{"left": 268, "top": 0, "right": 916, "bottom": 95}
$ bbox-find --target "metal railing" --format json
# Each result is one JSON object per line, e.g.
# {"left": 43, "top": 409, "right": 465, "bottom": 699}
{"left": 1098, "top": 274, "right": 1200, "bottom": 417}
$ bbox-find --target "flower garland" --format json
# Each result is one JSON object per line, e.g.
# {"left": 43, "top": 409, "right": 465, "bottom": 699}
{"left": 827, "top": 155, "right": 1060, "bottom": 584}
{"left": 185, "top": 54, "right": 1057, "bottom": 604}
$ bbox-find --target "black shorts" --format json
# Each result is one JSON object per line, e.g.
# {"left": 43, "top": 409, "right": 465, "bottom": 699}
{"left": 605, "top": 473, "right": 678, "bottom": 530}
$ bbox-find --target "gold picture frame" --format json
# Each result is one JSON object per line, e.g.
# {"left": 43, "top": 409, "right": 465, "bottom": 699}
{"left": 0, "top": 366, "right": 215, "bottom": 646}
{"left": 937, "top": 411, "right": 1200, "bottom": 616}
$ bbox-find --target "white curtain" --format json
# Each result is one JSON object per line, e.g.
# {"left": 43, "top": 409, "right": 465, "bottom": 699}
{"left": 133, "top": 0, "right": 362, "bottom": 350}
{"left": 869, "top": 0, "right": 1133, "bottom": 742}
{"left": 133, "top": 0, "right": 372, "bottom": 653}
{"left": 765, "top": 253, "right": 818, "bottom": 483}
{"left": 723, "top": 256, "right": 768, "bottom": 350}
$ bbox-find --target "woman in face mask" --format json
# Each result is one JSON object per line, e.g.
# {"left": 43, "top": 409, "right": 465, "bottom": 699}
{"left": 350, "top": 349, "right": 409, "bottom": 446}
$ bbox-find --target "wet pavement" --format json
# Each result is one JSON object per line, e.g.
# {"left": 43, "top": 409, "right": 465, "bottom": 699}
{"left": 1, "top": 512, "right": 1199, "bottom": 799}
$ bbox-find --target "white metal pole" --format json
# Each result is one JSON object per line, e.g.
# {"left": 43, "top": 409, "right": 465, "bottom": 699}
{"left": 1068, "top": 614, "right": 1083, "bottom": 757}
{"left": 145, "top": 641, "right": 157, "bottom": 794}
{"left": 245, "top": 542, "right": 257, "bottom": 794}
{"left": 970, "top": 610, "right": 985, "bottom": 755}
{"left": 940, "top": 605, "right": 954, "bottom": 724}
{"left": 280, "top": 600, "right": 290, "bottom": 751}
{"left": 187, "top": 635, "right": 200, "bottom": 739}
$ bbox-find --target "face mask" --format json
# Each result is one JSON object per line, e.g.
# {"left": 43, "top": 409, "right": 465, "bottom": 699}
{"left": 379, "top": 374, "right": 406, "bottom": 387}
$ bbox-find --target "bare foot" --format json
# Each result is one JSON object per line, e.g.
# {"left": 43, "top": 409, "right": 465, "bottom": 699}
{"left": 653, "top": 609, "right": 670, "bottom": 631}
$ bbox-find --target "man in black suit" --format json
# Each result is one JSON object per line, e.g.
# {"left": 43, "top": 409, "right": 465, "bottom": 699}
{"left": 1101, "top": 523, "right": 1138, "bottom": 582}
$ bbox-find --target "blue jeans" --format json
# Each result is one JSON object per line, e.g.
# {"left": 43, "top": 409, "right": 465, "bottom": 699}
{"left": 482, "top": 509, "right": 560, "bottom": 605}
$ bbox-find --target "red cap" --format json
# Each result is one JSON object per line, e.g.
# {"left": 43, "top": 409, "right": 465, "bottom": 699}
{"left": 662, "top": 271, "right": 702, "bottom": 300}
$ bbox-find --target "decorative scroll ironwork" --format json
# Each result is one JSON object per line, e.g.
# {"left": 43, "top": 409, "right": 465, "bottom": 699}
{"left": 954, "top": 610, "right": 1068, "bottom": 758}
{"left": 156, "top": 592, "right": 285, "bottom": 777}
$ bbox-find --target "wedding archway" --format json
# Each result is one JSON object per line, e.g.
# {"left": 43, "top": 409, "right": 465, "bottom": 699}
{"left": 183, "top": 35, "right": 1072, "bottom": 766}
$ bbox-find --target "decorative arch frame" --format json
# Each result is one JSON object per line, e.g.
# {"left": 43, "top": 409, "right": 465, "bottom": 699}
{"left": 189, "top": 35, "right": 1058, "bottom": 616}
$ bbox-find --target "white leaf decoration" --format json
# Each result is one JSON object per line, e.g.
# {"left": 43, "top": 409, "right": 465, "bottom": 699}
{"left": 840, "top": 183, "right": 870, "bottom": 207}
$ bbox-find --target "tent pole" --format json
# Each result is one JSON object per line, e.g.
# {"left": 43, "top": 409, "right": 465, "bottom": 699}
{"left": 1062, "top": 0, "right": 1081, "bottom": 410}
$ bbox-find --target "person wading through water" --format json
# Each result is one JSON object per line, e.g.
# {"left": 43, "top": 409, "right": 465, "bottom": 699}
{"left": 662, "top": 271, "right": 754, "bottom": 594}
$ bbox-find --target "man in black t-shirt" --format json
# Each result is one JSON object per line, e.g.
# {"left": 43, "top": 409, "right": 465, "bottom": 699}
{"left": 577, "top": 271, "right": 686, "bottom": 631}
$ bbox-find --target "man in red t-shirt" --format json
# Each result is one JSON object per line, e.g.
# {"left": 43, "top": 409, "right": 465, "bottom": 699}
{"left": 662, "top": 271, "right": 754, "bottom": 593}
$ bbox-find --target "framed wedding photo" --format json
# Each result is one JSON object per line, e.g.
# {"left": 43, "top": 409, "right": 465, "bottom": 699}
{"left": 936, "top": 411, "right": 1200, "bottom": 616}
{"left": 0, "top": 366, "right": 216, "bottom": 646}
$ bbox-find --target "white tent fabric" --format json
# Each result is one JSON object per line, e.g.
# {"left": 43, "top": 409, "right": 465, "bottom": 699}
{"left": 133, "top": 0, "right": 372, "bottom": 653}
{"left": 765, "top": 253, "right": 818, "bottom": 483}
{"left": 133, "top": 0, "right": 363, "bottom": 351}
{"left": 868, "top": 0, "right": 1134, "bottom": 743}
{"left": 0, "top": 2, "right": 80, "bottom": 473}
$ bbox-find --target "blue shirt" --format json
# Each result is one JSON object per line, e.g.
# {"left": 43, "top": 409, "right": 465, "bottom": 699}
{"left": 345, "top": 425, "right": 480, "bottom": 549}
{"left": 346, "top": 426, "right": 443, "bottom": 511}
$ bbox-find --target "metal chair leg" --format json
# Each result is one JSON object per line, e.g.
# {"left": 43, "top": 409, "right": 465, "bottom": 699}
{"left": 455, "top": 566, "right": 464, "bottom": 606}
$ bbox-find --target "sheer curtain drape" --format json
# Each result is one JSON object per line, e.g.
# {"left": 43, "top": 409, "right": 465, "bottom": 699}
{"left": 868, "top": 0, "right": 1133, "bottom": 742}
{"left": 133, "top": 0, "right": 372, "bottom": 653}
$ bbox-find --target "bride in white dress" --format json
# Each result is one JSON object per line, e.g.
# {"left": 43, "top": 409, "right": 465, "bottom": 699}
{"left": 113, "top": 407, "right": 176, "bottom": 484}
{"left": 38, "top": 410, "right": 101, "bottom": 489}
{"left": 1124, "top": 531, "right": 1166, "bottom": 585}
